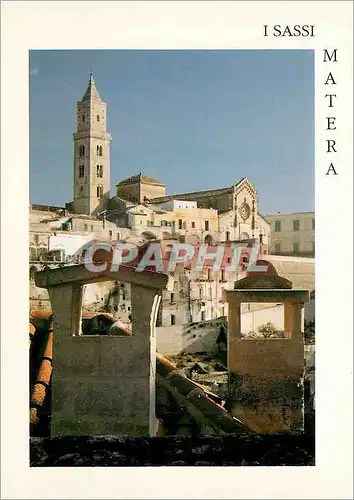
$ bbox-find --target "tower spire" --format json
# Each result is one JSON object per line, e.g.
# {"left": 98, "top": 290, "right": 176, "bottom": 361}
{"left": 81, "top": 73, "right": 101, "bottom": 101}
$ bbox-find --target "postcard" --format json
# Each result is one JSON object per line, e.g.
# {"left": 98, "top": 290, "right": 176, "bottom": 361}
{"left": 1, "top": 1, "right": 353, "bottom": 499}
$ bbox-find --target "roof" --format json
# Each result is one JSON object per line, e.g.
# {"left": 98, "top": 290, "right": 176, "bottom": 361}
{"left": 80, "top": 73, "right": 103, "bottom": 102}
{"left": 264, "top": 211, "right": 315, "bottom": 218}
{"left": 257, "top": 213, "right": 271, "bottom": 225}
{"left": 150, "top": 177, "right": 250, "bottom": 204}
{"left": 151, "top": 186, "right": 233, "bottom": 204}
{"left": 116, "top": 173, "right": 165, "bottom": 187}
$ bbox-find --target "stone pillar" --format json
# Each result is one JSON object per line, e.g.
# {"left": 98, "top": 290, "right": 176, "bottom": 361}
{"left": 48, "top": 283, "right": 83, "bottom": 337}
{"left": 50, "top": 282, "right": 161, "bottom": 437}
{"left": 227, "top": 297, "right": 241, "bottom": 372}
{"left": 130, "top": 284, "right": 160, "bottom": 436}
{"left": 224, "top": 289, "right": 308, "bottom": 434}
{"left": 284, "top": 302, "right": 293, "bottom": 339}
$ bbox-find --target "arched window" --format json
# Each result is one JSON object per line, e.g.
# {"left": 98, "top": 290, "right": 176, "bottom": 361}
{"left": 78, "top": 165, "right": 85, "bottom": 178}
{"left": 96, "top": 145, "right": 100, "bottom": 155}
{"left": 97, "top": 185, "right": 103, "bottom": 198}
{"left": 96, "top": 165, "right": 100, "bottom": 177}
{"left": 79, "top": 145, "right": 85, "bottom": 157}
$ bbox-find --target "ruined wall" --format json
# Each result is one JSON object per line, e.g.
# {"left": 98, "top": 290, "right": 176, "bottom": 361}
{"left": 156, "top": 319, "right": 225, "bottom": 355}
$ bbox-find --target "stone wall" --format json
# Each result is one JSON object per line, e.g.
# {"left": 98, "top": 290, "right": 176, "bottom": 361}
{"left": 156, "top": 319, "right": 225, "bottom": 355}
{"left": 52, "top": 332, "right": 156, "bottom": 436}
{"left": 267, "top": 255, "right": 315, "bottom": 292}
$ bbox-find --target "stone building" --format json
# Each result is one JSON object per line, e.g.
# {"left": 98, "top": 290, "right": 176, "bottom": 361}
{"left": 265, "top": 212, "right": 315, "bottom": 257}
{"left": 116, "top": 173, "right": 166, "bottom": 204}
{"left": 72, "top": 74, "right": 111, "bottom": 215}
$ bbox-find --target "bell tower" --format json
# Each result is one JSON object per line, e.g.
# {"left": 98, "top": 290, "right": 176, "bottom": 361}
{"left": 73, "top": 74, "right": 111, "bottom": 215}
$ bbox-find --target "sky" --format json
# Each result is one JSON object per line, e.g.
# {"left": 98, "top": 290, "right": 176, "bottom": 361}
{"left": 30, "top": 50, "right": 314, "bottom": 214}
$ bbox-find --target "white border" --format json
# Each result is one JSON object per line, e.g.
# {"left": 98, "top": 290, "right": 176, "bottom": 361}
{"left": 1, "top": 1, "right": 353, "bottom": 499}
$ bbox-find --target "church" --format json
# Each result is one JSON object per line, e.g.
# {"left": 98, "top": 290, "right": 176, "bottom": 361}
{"left": 67, "top": 74, "right": 271, "bottom": 248}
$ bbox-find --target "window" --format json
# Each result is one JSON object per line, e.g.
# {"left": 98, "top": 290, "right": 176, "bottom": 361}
{"left": 293, "top": 219, "right": 300, "bottom": 231}
{"left": 82, "top": 114, "right": 85, "bottom": 122}
{"left": 293, "top": 242, "right": 300, "bottom": 254}
{"left": 78, "top": 165, "right": 85, "bottom": 178}
{"left": 84, "top": 224, "right": 88, "bottom": 231}
{"left": 201, "top": 311, "right": 205, "bottom": 322}
{"left": 207, "top": 268, "right": 212, "bottom": 280}
{"left": 220, "top": 269, "right": 225, "bottom": 281}
{"left": 275, "top": 220, "right": 281, "bottom": 232}
{"left": 170, "top": 293, "right": 175, "bottom": 304}
{"left": 170, "top": 314, "right": 176, "bottom": 326}
{"left": 226, "top": 231, "right": 230, "bottom": 241}
{"left": 97, "top": 185, "right": 103, "bottom": 198}
{"left": 312, "top": 218, "right": 315, "bottom": 230}
{"left": 91, "top": 225, "right": 94, "bottom": 231}
{"left": 109, "top": 230, "right": 113, "bottom": 238}
{"left": 96, "top": 164, "right": 103, "bottom": 178}
{"left": 205, "top": 220, "right": 209, "bottom": 231}
{"left": 97, "top": 115, "right": 100, "bottom": 122}
{"left": 117, "top": 233, "right": 120, "bottom": 240}
{"left": 79, "top": 145, "right": 85, "bottom": 157}
{"left": 191, "top": 221, "right": 195, "bottom": 229}
{"left": 80, "top": 185, "right": 83, "bottom": 195}
{"left": 275, "top": 242, "right": 281, "bottom": 254}
{"left": 179, "top": 235, "right": 185, "bottom": 243}
{"left": 178, "top": 219, "right": 183, "bottom": 229}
